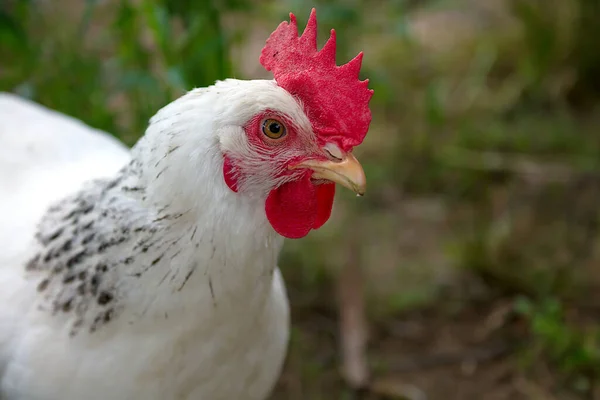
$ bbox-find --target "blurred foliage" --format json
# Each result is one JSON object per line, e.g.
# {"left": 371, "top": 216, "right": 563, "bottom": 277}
{"left": 2, "top": 0, "right": 600, "bottom": 397}
{"left": 0, "top": 0, "right": 249, "bottom": 143}
{"left": 515, "top": 296, "right": 600, "bottom": 393}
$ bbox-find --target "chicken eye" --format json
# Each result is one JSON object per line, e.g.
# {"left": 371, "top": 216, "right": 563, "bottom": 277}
{"left": 262, "top": 119, "right": 286, "bottom": 140}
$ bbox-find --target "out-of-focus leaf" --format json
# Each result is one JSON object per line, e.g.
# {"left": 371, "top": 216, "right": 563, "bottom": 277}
{"left": 424, "top": 81, "right": 446, "bottom": 126}
{"left": 140, "top": 1, "right": 172, "bottom": 59}
{"left": 166, "top": 66, "right": 186, "bottom": 91}
{"left": 0, "top": 10, "right": 27, "bottom": 52}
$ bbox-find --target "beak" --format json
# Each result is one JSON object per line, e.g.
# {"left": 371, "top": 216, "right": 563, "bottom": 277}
{"left": 290, "top": 152, "right": 367, "bottom": 196}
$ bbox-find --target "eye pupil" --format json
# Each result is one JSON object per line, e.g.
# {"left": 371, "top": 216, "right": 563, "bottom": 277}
{"left": 269, "top": 122, "right": 281, "bottom": 134}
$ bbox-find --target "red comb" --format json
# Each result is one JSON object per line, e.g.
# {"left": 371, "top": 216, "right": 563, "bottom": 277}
{"left": 260, "top": 8, "right": 373, "bottom": 152}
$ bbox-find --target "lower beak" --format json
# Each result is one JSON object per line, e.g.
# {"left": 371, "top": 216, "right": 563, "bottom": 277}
{"left": 290, "top": 152, "right": 367, "bottom": 196}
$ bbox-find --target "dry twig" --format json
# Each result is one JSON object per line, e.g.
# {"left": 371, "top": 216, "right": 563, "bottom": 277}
{"left": 337, "top": 232, "right": 370, "bottom": 390}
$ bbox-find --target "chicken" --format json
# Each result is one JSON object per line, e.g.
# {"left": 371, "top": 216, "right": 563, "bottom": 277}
{"left": 0, "top": 8, "right": 372, "bottom": 400}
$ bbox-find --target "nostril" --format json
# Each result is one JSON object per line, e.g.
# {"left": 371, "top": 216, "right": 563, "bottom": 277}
{"left": 323, "top": 142, "right": 343, "bottom": 161}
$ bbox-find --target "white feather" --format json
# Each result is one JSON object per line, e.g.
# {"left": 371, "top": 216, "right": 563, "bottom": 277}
{"left": 0, "top": 79, "right": 310, "bottom": 399}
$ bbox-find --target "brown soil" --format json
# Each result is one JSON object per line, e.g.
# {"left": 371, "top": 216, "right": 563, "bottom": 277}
{"left": 270, "top": 285, "right": 593, "bottom": 400}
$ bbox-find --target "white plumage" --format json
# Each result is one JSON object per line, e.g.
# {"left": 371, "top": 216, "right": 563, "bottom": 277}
{"left": 0, "top": 81, "right": 296, "bottom": 399}
{"left": 0, "top": 8, "right": 374, "bottom": 398}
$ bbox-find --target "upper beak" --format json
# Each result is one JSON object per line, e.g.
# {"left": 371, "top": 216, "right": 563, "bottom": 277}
{"left": 290, "top": 152, "right": 367, "bottom": 196}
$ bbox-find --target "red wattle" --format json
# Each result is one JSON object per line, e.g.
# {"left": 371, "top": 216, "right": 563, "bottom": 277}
{"left": 313, "top": 183, "right": 335, "bottom": 229}
{"left": 265, "top": 175, "right": 335, "bottom": 239}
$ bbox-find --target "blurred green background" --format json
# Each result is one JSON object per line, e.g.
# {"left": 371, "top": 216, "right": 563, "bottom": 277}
{"left": 2, "top": 0, "right": 600, "bottom": 398}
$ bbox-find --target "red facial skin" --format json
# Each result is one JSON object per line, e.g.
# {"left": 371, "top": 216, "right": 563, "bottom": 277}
{"left": 223, "top": 112, "right": 335, "bottom": 239}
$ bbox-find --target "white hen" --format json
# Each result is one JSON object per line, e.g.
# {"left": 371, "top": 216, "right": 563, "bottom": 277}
{"left": 0, "top": 9, "right": 372, "bottom": 400}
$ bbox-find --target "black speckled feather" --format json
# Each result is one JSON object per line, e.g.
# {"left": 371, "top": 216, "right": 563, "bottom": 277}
{"left": 23, "top": 162, "right": 174, "bottom": 336}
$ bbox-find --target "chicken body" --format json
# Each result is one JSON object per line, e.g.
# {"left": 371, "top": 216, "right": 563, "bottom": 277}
{"left": 0, "top": 8, "right": 373, "bottom": 399}
{"left": 0, "top": 84, "right": 290, "bottom": 400}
